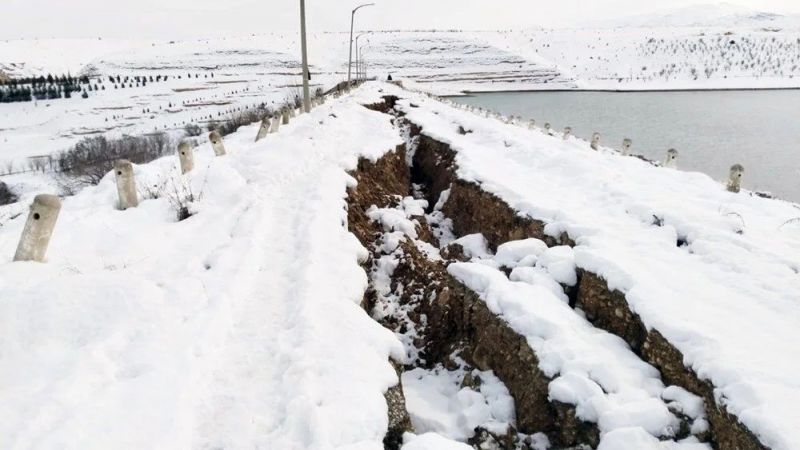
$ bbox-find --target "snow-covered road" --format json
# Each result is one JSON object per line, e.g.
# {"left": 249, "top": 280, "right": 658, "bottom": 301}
{"left": 0, "top": 88, "right": 407, "bottom": 449}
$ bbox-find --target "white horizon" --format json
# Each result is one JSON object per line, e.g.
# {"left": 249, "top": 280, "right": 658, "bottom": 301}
{"left": 1, "top": 0, "right": 800, "bottom": 40}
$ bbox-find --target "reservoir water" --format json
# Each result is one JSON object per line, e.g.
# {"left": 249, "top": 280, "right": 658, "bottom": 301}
{"left": 451, "top": 90, "right": 800, "bottom": 202}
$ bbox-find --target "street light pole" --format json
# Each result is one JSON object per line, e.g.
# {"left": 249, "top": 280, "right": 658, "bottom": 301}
{"left": 359, "top": 46, "right": 366, "bottom": 81}
{"left": 347, "top": 3, "right": 374, "bottom": 85}
{"left": 354, "top": 33, "right": 368, "bottom": 84}
{"left": 300, "top": 0, "right": 311, "bottom": 112}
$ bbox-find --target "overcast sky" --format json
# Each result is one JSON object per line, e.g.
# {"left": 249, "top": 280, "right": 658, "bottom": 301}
{"left": 1, "top": 0, "right": 799, "bottom": 40}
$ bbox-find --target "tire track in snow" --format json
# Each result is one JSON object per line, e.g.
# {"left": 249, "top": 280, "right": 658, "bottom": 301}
{"left": 191, "top": 146, "right": 327, "bottom": 449}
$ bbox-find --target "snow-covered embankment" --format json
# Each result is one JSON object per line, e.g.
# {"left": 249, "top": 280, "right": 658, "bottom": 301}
{"left": 372, "top": 82, "right": 800, "bottom": 450}
{"left": 0, "top": 87, "right": 409, "bottom": 449}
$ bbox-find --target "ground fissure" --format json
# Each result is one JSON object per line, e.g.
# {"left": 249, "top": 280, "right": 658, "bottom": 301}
{"left": 382, "top": 94, "right": 767, "bottom": 450}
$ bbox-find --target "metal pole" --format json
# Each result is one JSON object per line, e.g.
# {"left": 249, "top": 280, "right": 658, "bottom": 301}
{"left": 300, "top": 0, "right": 311, "bottom": 112}
{"left": 347, "top": 10, "right": 355, "bottom": 85}
{"left": 354, "top": 33, "right": 367, "bottom": 84}
{"left": 347, "top": 3, "right": 374, "bottom": 85}
{"left": 362, "top": 42, "right": 369, "bottom": 81}
{"left": 359, "top": 46, "right": 365, "bottom": 81}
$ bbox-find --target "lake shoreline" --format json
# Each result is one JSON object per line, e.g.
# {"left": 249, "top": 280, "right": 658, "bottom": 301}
{"left": 451, "top": 90, "right": 800, "bottom": 202}
{"left": 447, "top": 86, "right": 800, "bottom": 97}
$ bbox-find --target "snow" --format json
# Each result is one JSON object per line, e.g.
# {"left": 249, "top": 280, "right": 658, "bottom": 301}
{"left": 387, "top": 81, "right": 800, "bottom": 450}
{"left": 3, "top": 78, "right": 799, "bottom": 448}
{"left": 597, "top": 427, "right": 709, "bottom": 450}
{"left": 450, "top": 233, "right": 492, "bottom": 260}
{"left": 494, "top": 238, "right": 548, "bottom": 268}
{"left": 401, "top": 432, "right": 473, "bottom": 450}
{"left": 592, "top": 3, "right": 800, "bottom": 29}
{"left": 0, "top": 87, "right": 407, "bottom": 449}
{"left": 448, "top": 260, "right": 707, "bottom": 443}
{"left": 401, "top": 366, "right": 515, "bottom": 441}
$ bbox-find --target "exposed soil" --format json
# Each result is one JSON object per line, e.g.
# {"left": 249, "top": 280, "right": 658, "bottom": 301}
{"left": 350, "top": 99, "right": 601, "bottom": 448}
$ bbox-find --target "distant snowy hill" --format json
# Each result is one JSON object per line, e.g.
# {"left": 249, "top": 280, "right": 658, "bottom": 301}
{"left": 593, "top": 3, "right": 800, "bottom": 28}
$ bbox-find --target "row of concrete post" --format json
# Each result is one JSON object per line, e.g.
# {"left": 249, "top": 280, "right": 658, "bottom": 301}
{"left": 12, "top": 89, "right": 345, "bottom": 263}
{"left": 436, "top": 96, "right": 747, "bottom": 195}
{"left": 13, "top": 129, "right": 232, "bottom": 262}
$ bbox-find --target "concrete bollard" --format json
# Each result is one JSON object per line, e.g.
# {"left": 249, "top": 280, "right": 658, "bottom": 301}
{"left": 282, "top": 108, "right": 290, "bottom": 125}
{"left": 290, "top": 106, "right": 297, "bottom": 118}
{"left": 622, "top": 138, "right": 632, "bottom": 156}
{"left": 270, "top": 115, "right": 281, "bottom": 133}
{"left": 177, "top": 141, "right": 194, "bottom": 174}
{"left": 544, "top": 123, "right": 552, "bottom": 135}
{"left": 209, "top": 131, "right": 226, "bottom": 156}
{"left": 590, "top": 132, "right": 601, "bottom": 150}
{"left": 563, "top": 127, "right": 572, "bottom": 140}
{"left": 727, "top": 164, "right": 745, "bottom": 193}
{"left": 255, "top": 117, "right": 271, "bottom": 141}
{"left": 114, "top": 160, "right": 139, "bottom": 210}
{"left": 527, "top": 119, "right": 536, "bottom": 130}
{"left": 664, "top": 149, "right": 679, "bottom": 168}
{"left": 14, "top": 194, "right": 62, "bottom": 262}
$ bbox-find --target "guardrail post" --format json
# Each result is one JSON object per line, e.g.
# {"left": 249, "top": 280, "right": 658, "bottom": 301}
{"left": 622, "top": 138, "right": 632, "bottom": 156}
{"left": 256, "top": 117, "right": 270, "bottom": 141}
{"left": 591, "top": 132, "right": 601, "bottom": 150}
{"left": 727, "top": 164, "right": 744, "bottom": 193}
{"left": 664, "top": 149, "right": 678, "bottom": 168}
{"left": 177, "top": 141, "right": 194, "bottom": 173}
{"left": 14, "top": 194, "right": 62, "bottom": 262}
{"left": 114, "top": 160, "right": 139, "bottom": 210}
{"left": 209, "top": 131, "right": 226, "bottom": 156}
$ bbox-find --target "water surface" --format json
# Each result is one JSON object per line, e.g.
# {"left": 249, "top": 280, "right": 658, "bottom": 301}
{"left": 451, "top": 90, "right": 800, "bottom": 202}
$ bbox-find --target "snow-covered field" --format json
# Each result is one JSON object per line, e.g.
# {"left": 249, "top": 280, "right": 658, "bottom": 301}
{"left": 2, "top": 22, "right": 800, "bottom": 174}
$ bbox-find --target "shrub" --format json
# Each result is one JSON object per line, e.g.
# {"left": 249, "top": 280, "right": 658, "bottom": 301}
{"left": 213, "top": 106, "right": 271, "bottom": 136}
{"left": 184, "top": 123, "right": 203, "bottom": 137}
{"left": 0, "top": 181, "right": 17, "bottom": 206}
{"left": 56, "top": 133, "right": 172, "bottom": 187}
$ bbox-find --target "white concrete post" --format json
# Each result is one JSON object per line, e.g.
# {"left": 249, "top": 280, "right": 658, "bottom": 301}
{"left": 114, "top": 160, "right": 139, "bottom": 210}
{"left": 209, "top": 131, "right": 226, "bottom": 156}
{"left": 282, "top": 108, "right": 290, "bottom": 125}
{"left": 664, "top": 149, "right": 679, "bottom": 168}
{"left": 177, "top": 141, "right": 194, "bottom": 174}
{"left": 14, "top": 194, "right": 61, "bottom": 262}
{"left": 544, "top": 123, "right": 552, "bottom": 135}
{"left": 270, "top": 115, "right": 281, "bottom": 133}
{"left": 290, "top": 106, "right": 297, "bottom": 118}
{"left": 622, "top": 138, "right": 632, "bottom": 156}
{"left": 256, "top": 117, "right": 270, "bottom": 141}
{"left": 527, "top": 119, "right": 536, "bottom": 130}
{"left": 590, "top": 132, "right": 601, "bottom": 150}
{"left": 563, "top": 127, "right": 572, "bottom": 140}
{"left": 727, "top": 164, "right": 744, "bottom": 193}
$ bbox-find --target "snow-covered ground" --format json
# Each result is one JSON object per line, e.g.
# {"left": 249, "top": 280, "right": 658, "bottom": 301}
{"left": 389, "top": 83, "right": 800, "bottom": 450}
{"left": 2, "top": 80, "right": 799, "bottom": 448}
{"left": 0, "top": 88, "right": 410, "bottom": 449}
